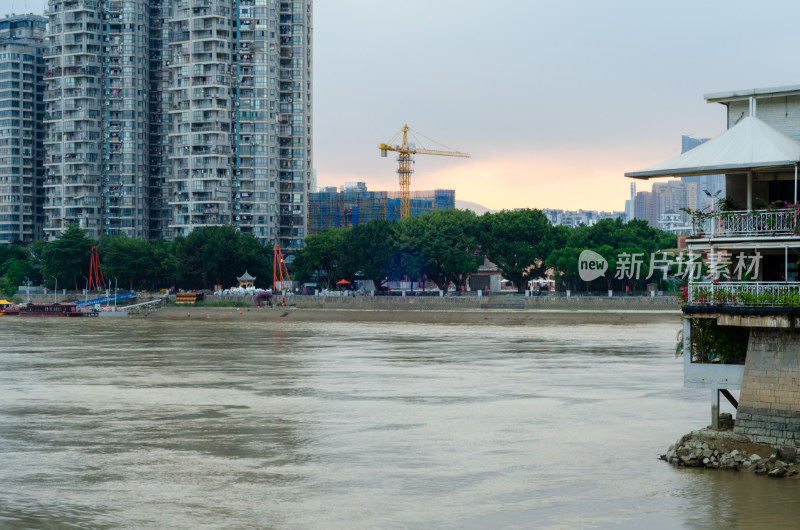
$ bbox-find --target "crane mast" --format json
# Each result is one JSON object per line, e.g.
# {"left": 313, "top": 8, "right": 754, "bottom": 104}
{"left": 380, "top": 125, "right": 469, "bottom": 220}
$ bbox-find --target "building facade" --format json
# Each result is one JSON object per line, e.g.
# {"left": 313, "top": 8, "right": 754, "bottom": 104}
{"left": 308, "top": 186, "right": 455, "bottom": 234}
{"left": 627, "top": 83, "right": 800, "bottom": 446}
{"left": 0, "top": 14, "right": 47, "bottom": 245}
{"left": 680, "top": 135, "right": 725, "bottom": 211}
{"left": 633, "top": 179, "right": 697, "bottom": 230}
{"left": 39, "top": 0, "right": 312, "bottom": 247}
{"left": 541, "top": 208, "right": 624, "bottom": 228}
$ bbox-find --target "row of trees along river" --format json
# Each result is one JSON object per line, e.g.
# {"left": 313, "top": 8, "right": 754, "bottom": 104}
{"left": 0, "top": 209, "right": 676, "bottom": 297}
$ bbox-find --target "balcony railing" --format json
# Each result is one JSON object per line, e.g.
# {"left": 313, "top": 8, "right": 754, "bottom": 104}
{"left": 692, "top": 208, "right": 799, "bottom": 238}
{"left": 686, "top": 282, "right": 800, "bottom": 307}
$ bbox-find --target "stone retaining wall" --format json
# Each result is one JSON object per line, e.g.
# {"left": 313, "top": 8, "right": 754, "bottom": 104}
{"left": 281, "top": 294, "right": 679, "bottom": 311}
{"left": 735, "top": 329, "right": 800, "bottom": 447}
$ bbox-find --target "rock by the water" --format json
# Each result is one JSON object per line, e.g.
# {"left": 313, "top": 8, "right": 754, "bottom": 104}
{"left": 768, "top": 467, "right": 788, "bottom": 478}
{"left": 662, "top": 428, "right": 787, "bottom": 477}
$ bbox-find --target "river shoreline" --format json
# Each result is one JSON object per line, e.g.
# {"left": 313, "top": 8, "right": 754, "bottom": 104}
{"left": 138, "top": 305, "right": 681, "bottom": 325}
{"left": 663, "top": 428, "right": 800, "bottom": 479}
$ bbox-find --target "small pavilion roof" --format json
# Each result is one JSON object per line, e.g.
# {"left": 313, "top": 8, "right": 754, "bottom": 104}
{"left": 237, "top": 270, "right": 256, "bottom": 282}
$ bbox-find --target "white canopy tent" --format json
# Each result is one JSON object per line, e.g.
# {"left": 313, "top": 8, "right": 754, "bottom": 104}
{"left": 625, "top": 116, "right": 800, "bottom": 205}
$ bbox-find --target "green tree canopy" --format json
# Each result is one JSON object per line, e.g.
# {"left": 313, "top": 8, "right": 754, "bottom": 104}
{"left": 1, "top": 257, "right": 32, "bottom": 297}
{"left": 173, "top": 225, "right": 272, "bottom": 290}
{"left": 41, "top": 224, "right": 95, "bottom": 290}
{"left": 408, "top": 209, "right": 480, "bottom": 291}
{"left": 291, "top": 228, "right": 346, "bottom": 289}
{"left": 480, "top": 208, "right": 563, "bottom": 293}
{"left": 99, "top": 234, "right": 153, "bottom": 290}
{"left": 339, "top": 219, "right": 395, "bottom": 289}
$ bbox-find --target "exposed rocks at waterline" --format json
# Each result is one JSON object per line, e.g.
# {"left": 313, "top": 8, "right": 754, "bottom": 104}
{"left": 662, "top": 427, "right": 800, "bottom": 479}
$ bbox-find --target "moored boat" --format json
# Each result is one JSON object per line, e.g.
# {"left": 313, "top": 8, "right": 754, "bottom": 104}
{"left": 18, "top": 302, "right": 87, "bottom": 317}
{"left": 0, "top": 299, "right": 19, "bottom": 316}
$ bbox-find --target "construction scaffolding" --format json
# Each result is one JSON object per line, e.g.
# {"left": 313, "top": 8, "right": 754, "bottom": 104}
{"left": 308, "top": 188, "right": 455, "bottom": 234}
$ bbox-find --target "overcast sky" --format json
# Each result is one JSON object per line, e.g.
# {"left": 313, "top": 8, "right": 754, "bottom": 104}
{"left": 315, "top": 0, "right": 800, "bottom": 211}
{"left": 4, "top": 0, "right": 799, "bottom": 211}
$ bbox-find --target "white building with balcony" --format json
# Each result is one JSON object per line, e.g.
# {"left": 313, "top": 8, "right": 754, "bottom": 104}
{"left": 626, "top": 84, "right": 800, "bottom": 448}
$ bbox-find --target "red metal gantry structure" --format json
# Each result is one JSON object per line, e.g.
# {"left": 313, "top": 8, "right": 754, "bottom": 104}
{"left": 273, "top": 244, "right": 292, "bottom": 292}
{"left": 88, "top": 246, "right": 105, "bottom": 291}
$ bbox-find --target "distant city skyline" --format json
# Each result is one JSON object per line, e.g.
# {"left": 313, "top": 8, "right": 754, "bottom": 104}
{"left": 1, "top": 0, "right": 798, "bottom": 213}
{"left": 312, "top": 0, "right": 798, "bottom": 212}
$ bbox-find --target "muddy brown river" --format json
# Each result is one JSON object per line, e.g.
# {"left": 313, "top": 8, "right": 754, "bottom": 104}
{"left": 1, "top": 317, "right": 799, "bottom": 528}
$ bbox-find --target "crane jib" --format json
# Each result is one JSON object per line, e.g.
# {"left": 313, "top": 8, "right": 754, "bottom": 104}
{"left": 379, "top": 126, "right": 469, "bottom": 220}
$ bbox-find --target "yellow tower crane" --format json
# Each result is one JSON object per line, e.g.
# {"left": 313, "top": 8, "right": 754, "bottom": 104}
{"left": 379, "top": 125, "right": 470, "bottom": 220}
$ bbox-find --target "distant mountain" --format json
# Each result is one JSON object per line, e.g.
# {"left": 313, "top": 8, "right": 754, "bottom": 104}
{"left": 456, "top": 200, "right": 497, "bottom": 215}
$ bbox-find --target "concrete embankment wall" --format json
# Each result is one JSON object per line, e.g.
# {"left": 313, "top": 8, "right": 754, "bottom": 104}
{"left": 16, "top": 292, "right": 679, "bottom": 312}
{"left": 286, "top": 295, "right": 679, "bottom": 311}
{"left": 735, "top": 329, "right": 800, "bottom": 447}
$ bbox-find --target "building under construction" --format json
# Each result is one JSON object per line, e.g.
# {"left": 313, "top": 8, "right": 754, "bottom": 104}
{"left": 308, "top": 185, "right": 455, "bottom": 234}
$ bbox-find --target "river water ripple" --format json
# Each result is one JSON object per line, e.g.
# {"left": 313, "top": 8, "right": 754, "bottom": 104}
{"left": 1, "top": 317, "right": 799, "bottom": 528}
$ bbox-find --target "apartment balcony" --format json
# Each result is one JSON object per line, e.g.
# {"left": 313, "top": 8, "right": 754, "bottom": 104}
{"left": 686, "top": 207, "right": 800, "bottom": 248}
{"left": 684, "top": 282, "right": 800, "bottom": 310}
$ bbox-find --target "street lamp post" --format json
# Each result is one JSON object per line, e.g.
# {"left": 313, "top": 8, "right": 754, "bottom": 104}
{"left": 82, "top": 275, "right": 88, "bottom": 304}
{"left": 50, "top": 275, "right": 57, "bottom": 304}
{"left": 112, "top": 276, "right": 118, "bottom": 308}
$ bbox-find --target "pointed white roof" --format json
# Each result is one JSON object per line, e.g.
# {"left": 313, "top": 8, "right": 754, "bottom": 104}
{"left": 237, "top": 270, "right": 256, "bottom": 282}
{"left": 626, "top": 117, "right": 800, "bottom": 179}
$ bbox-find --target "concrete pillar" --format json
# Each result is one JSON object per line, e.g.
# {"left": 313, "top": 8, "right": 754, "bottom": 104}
{"left": 712, "top": 388, "right": 720, "bottom": 430}
{"left": 608, "top": 290, "right": 613, "bottom": 297}
{"left": 477, "top": 290, "right": 482, "bottom": 298}
{"left": 566, "top": 290, "right": 571, "bottom": 297}
{"left": 747, "top": 172, "right": 753, "bottom": 210}
{"left": 402, "top": 290, "right": 406, "bottom": 297}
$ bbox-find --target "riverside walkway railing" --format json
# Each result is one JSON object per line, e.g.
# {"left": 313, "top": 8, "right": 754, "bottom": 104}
{"left": 686, "top": 282, "right": 800, "bottom": 307}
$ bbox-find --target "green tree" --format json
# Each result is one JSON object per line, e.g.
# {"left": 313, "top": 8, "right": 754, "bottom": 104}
{"left": 147, "top": 238, "right": 178, "bottom": 289}
{"left": 480, "top": 209, "right": 562, "bottom": 293}
{"left": 339, "top": 219, "right": 395, "bottom": 289}
{"left": 99, "top": 234, "right": 153, "bottom": 290}
{"left": 235, "top": 233, "right": 273, "bottom": 289}
{"left": 386, "top": 218, "right": 427, "bottom": 285}
{"left": 545, "top": 246, "right": 584, "bottom": 291}
{"left": 545, "top": 218, "right": 677, "bottom": 292}
{"left": 408, "top": 209, "right": 480, "bottom": 292}
{"left": 41, "top": 224, "right": 94, "bottom": 290}
{"left": 1, "top": 257, "right": 32, "bottom": 297}
{"left": 291, "top": 228, "right": 346, "bottom": 289}
{"left": 173, "top": 226, "right": 272, "bottom": 290}
{"left": 0, "top": 245, "right": 26, "bottom": 272}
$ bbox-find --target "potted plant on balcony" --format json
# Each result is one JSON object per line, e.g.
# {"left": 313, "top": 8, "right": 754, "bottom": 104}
{"left": 682, "top": 192, "right": 739, "bottom": 237}
{"left": 681, "top": 206, "right": 712, "bottom": 236}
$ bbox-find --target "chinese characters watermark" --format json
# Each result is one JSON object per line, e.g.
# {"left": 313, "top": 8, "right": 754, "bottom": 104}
{"left": 579, "top": 250, "right": 762, "bottom": 281}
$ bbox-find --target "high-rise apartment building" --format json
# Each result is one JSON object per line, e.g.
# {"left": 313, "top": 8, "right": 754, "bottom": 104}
{"left": 148, "top": 0, "right": 170, "bottom": 240}
{"left": 40, "top": 0, "right": 312, "bottom": 247}
{"left": 0, "top": 14, "right": 47, "bottom": 245}
{"left": 634, "top": 179, "right": 697, "bottom": 230}
{"left": 43, "top": 0, "right": 106, "bottom": 239}
{"left": 680, "top": 135, "right": 725, "bottom": 210}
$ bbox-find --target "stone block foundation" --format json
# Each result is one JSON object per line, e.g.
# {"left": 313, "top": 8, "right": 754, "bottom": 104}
{"left": 735, "top": 329, "right": 800, "bottom": 447}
